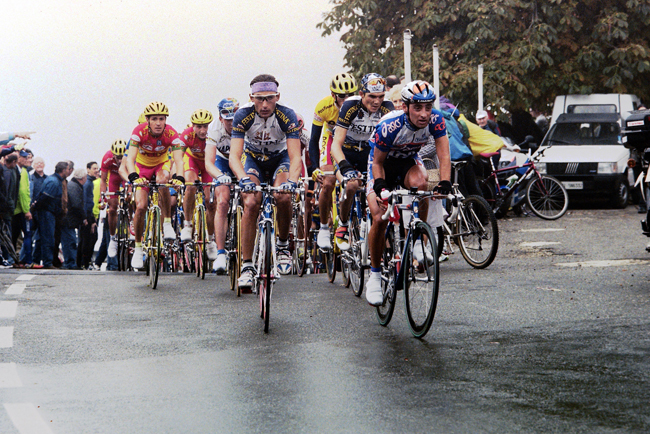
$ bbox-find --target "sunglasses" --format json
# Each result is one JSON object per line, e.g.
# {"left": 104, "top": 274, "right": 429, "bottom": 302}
{"left": 220, "top": 109, "right": 236, "bottom": 116}
{"left": 367, "top": 78, "right": 386, "bottom": 86}
{"left": 250, "top": 93, "right": 279, "bottom": 102}
{"left": 335, "top": 92, "right": 355, "bottom": 99}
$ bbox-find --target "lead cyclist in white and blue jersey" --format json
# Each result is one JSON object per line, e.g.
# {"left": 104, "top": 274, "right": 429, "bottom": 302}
{"left": 365, "top": 81, "right": 452, "bottom": 306}
{"left": 229, "top": 74, "right": 303, "bottom": 287}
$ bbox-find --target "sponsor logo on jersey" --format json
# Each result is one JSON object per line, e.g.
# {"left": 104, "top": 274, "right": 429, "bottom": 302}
{"left": 381, "top": 118, "right": 402, "bottom": 136}
{"left": 275, "top": 109, "right": 290, "bottom": 125}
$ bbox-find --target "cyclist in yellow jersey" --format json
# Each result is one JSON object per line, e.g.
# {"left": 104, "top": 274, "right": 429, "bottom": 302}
{"left": 307, "top": 73, "right": 358, "bottom": 249}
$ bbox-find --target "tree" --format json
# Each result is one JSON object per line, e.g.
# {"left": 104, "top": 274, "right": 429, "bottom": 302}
{"left": 318, "top": 0, "right": 650, "bottom": 119}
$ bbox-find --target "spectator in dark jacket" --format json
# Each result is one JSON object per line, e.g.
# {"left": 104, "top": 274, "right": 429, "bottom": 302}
{"left": 29, "top": 157, "right": 47, "bottom": 266}
{"left": 79, "top": 161, "right": 98, "bottom": 269}
{"left": 61, "top": 169, "right": 86, "bottom": 269}
{"left": 33, "top": 161, "right": 66, "bottom": 268}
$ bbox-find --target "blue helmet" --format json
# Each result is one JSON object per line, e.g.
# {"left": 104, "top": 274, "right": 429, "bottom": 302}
{"left": 217, "top": 98, "right": 239, "bottom": 120}
{"left": 360, "top": 73, "right": 386, "bottom": 93}
{"left": 401, "top": 81, "right": 436, "bottom": 104}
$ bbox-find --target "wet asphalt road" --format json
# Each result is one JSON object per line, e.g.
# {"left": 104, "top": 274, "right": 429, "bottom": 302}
{"left": 0, "top": 205, "right": 648, "bottom": 433}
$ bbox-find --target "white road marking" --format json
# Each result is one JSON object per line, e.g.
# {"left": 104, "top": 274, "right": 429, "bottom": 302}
{"left": 520, "top": 228, "right": 566, "bottom": 232}
{"left": 556, "top": 259, "right": 650, "bottom": 268}
{"left": 0, "top": 327, "right": 14, "bottom": 348}
{"left": 4, "top": 403, "right": 54, "bottom": 434}
{"left": 0, "top": 363, "right": 22, "bottom": 388}
{"left": 0, "top": 301, "right": 18, "bottom": 318}
{"left": 5, "top": 284, "right": 26, "bottom": 295}
{"left": 538, "top": 287, "right": 562, "bottom": 292}
{"left": 520, "top": 241, "right": 561, "bottom": 248}
{"left": 15, "top": 275, "right": 35, "bottom": 281}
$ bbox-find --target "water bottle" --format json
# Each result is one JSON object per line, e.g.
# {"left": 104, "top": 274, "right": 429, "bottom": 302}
{"left": 359, "top": 219, "right": 366, "bottom": 243}
{"left": 506, "top": 174, "right": 518, "bottom": 188}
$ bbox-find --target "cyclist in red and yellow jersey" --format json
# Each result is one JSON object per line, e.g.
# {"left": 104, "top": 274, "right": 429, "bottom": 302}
{"left": 100, "top": 139, "right": 128, "bottom": 257}
{"left": 126, "top": 101, "right": 185, "bottom": 269}
{"left": 179, "top": 109, "right": 218, "bottom": 261}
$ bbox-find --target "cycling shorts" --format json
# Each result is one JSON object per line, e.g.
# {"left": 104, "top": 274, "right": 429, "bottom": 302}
{"left": 337, "top": 147, "right": 370, "bottom": 174}
{"left": 106, "top": 171, "right": 123, "bottom": 193}
{"left": 214, "top": 155, "right": 235, "bottom": 178}
{"left": 366, "top": 155, "right": 423, "bottom": 196}
{"left": 243, "top": 150, "right": 290, "bottom": 184}
{"left": 135, "top": 160, "right": 171, "bottom": 182}
{"left": 183, "top": 153, "right": 213, "bottom": 183}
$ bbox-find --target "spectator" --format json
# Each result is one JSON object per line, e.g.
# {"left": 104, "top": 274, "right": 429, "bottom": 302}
{"left": 78, "top": 161, "right": 98, "bottom": 269}
{"left": 445, "top": 109, "right": 482, "bottom": 198}
{"left": 476, "top": 110, "right": 501, "bottom": 136}
{"left": 53, "top": 160, "right": 74, "bottom": 268}
{"left": 29, "top": 157, "right": 47, "bottom": 265}
{"left": 386, "top": 84, "right": 405, "bottom": 109}
{"left": 529, "top": 107, "right": 549, "bottom": 134}
{"left": 61, "top": 168, "right": 86, "bottom": 269}
{"left": 0, "top": 132, "right": 33, "bottom": 146}
{"left": 93, "top": 173, "right": 117, "bottom": 271}
{"left": 12, "top": 149, "right": 39, "bottom": 268}
{"left": 2, "top": 154, "right": 20, "bottom": 257}
{"left": 32, "top": 162, "right": 66, "bottom": 269}
{"left": 385, "top": 75, "right": 401, "bottom": 92}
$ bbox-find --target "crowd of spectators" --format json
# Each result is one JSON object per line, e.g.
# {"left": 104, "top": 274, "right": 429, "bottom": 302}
{"left": 1, "top": 133, "right": 117, "bottom": 270}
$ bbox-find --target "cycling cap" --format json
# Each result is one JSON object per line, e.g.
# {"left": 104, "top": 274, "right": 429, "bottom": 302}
{"left": 138, "top": 113, "right": 147, "bottom": 124}
{"left": 401, "top": 81, "right": 436, "bottom": 104}
{"left": 144, "top": 101, "right": 169, "bottom": 116}
{"left": 330, "top": 73, "right": 358, "bottom": 94}
{"left": 111, "top": 139, "right": 127, "bottom": 157}
{"left": 476, "top": 109, "right": 488, "bottom": 120}
{"left": 360, "top": 73, "right": 386, "bottom": 93}
{"left": 217, "top": 98, "right": 239, "bottom": 120}
{"left": 190, "top": 109, "right": 214, "bottom": 125}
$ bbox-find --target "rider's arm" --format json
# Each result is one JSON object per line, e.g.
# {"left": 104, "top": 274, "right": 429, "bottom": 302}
{"left": 126, "top": 144, "right": 138, "bottom": 176}
{"left": 172, "top": 148, "right": 185, "bottom": 178}
{"left": 229, "top": 138, "right": 247, "bottom": 180}
{"left": 287, "top": 137, "right": 302, "bottom": 182}
{"left": 118, "top": 156, "right": 129, "bottom": 182}
{"left": 204, "top": 145, "right": 223, "bottom": 180}
{"left": 308, "top": 123, "right": 323, "bottom": 172}
{"left": 330, "top": 127, "right": 348, "bottom": 165}
{"left": 435, "top": 134, "right": 452, "bottom": 182}
{"left": 372, "top": 148, "right": 388, "bottom": 190}
{"left": 100, "top": 170, "right": 109, "bottom": 193}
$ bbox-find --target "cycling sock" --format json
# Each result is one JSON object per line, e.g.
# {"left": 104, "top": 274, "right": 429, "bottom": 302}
{"left": 242, "top": 260, "right": 253, "bottom": 270}
{"left": 339, "top": 219, "right": 348, "bottom": 227}
{"left": 277, "top": 239, "right": 289, "bottom": 249}
{"left": 217, "top": 249, "right": 226, "bottom": 255}
{"left": 135, "top": 242, "right": 142, "bottom": 248}
{"left": 320, "top": 223, "right": 329, "bottom": 230}
{"left": 184, "top": 220, "right": 192, "bottom": 227}
{"left": 371, "top": 266, "right": 381, "bottom": 273}
{"left": 163, "top": 217, "right": 171, "bottom": 224}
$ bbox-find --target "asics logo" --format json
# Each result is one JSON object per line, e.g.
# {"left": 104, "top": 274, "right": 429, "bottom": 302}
{"left": 381, "top": 118, "right": 401, "bottom": 136}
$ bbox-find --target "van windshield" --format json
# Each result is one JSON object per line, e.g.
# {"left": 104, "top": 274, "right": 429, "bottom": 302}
{"left": 567, "top": 104, "right": 617, "bottom": 114}
{"left": 545, "top": 122, "right": 621, "bottom": 145}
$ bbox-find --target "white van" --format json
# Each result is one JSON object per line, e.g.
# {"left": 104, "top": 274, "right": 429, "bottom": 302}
{"left": 550, "top": 94, "right": 642, "bottom": 126}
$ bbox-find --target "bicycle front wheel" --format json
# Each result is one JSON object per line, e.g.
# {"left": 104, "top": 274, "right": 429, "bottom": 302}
{"left": 148, "top": 208, "right": 161, "bottom": 289}
{"left": 404, "top": 221, "right": 439, "bottom": 338}
{"left": 376, "top": 228, "right": 397, "bottom": 326}
{"left": 259, "top": 221, "right": 273, "bottom": 333}
{"left": 456, "top": 195, "right": 499, "bottom": 269}
{"left": 117, "top": 210, "right": 129, "bottom": 271}
{"left": 194, "top": 205, "right": 207, "bottom": 279}
{"left": 227, "top": 205, "right": 241, "bottom": 292}
{"left": 526, "top": 175, "right": 569, "bottom": 220}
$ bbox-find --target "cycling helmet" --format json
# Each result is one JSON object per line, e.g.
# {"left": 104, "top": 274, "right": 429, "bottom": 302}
{"left": 217, "top": 97, "right": 239, "bottom": 120}
{"left": 137, "top": 113, "right": 146, "bottom": 124}
{"left": 190, "top": 109, "right": 214, "bottom": 125}
{"left": 111, "top": 139, "right": 127, "bottom": 157}
{"left": 330, "top": 73, "right": 358, "bottom": 94}
{"left": 360, "top": 73, "right": 386, "bottom": 93}
{"left": 400, "top": 80, "right": 436, "bottom": 104}
{"left": 143, "top": 101, "right": 169, "bottom": 116}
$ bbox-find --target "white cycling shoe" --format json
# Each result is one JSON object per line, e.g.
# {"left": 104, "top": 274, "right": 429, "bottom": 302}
{"left": 317, "top": 227, "right": 331, "bottom": 250}
{"left": 206, "top": 241, "right": 218, "bottom": 260}
{"left": 213, "top": 253, "right": 227, "bottom": 275}
{"left": 163, "top": 222, "right": 177, "bottom": 240}
{"left": 131, "top": 247, "right": 144, "bottom": 269}
{"left": 180, "top": 226, "right": 193, "bottom": 242}
{"left": 108, "top": 237, "right": 118, "bottom": 258}
{"left": 365, "top": 272, "right": 383, "bottom": 306}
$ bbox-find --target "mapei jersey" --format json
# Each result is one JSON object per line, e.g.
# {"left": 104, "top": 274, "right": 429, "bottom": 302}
{"left": 130, "top": 123, "right": 183, "bottom": 166}
{"left": 206, "top": 120, "right": 232, "bottom": 159}
{"left": 371, "top": 109, "right": 447, "bottom": 159}
{"left": 232, "top": 102, "right": 301, "bottom": 160}
{"left": 180, "top": 127, "right": 207, "bottom": 160}
{"left": 336, "top": 96, "right": 394, "bottom": 151}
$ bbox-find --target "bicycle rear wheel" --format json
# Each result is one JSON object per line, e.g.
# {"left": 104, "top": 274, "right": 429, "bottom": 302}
{"left": 117, "top": 210, "right": 129, "bottom": 271}
{"left": 227, "top": 204, "right": 240, "bottom": 291}
{"left": 295, "top": 193, "right": 310, "bottom": 277}
{"left": 404, "top": 221, "right": 439, "bottom": 338}
{"left": 526, "top": 175, "right": 569, "bottom": 220}
{"left": 258, "top": 221, "right": 273, "bottom": 333}
{"left": 148, "top": 208, "right": 161, "bottom": 289}
{"left": 456, "top": 195, "right": 499, "bottom": 269}
{"left": 376, "top": 228, "right": 397, "bottom": 326}
{"left": 194, "top": 205, "right": 207, "bottom": 279}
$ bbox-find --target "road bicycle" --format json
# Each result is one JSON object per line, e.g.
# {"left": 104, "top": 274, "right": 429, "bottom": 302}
{"left": 220, "top": 183, "right": 242, "bottom": 295}
{"left": 102, "top": 189, "right": 133, "bottom": 272}
{"left": 299, "top": 176, "right": 328, "bottom": 277}
{"left": 339, "top": 175, "right": 370, "bottom": 297}
{"left": 376, "top": 188, "right": 447, "bottom": 338}
{"left": 290, "top": 179, "right": 310, "bottom": 276}
{"left": 135, "top": 182, "right": 168, "bottom": 289}
{"left": 479, "top": 145, "right": 569, "bottom": 220}
{"left": 184, "top": 182, "right": 210, "bottom": 279}
{"left": 440, "top": 160, "right": 499, "bottom": 269}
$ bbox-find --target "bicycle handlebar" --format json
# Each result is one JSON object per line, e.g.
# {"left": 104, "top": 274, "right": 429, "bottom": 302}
{"left": 380, "top": 189, "right": 452, "bottom": 221}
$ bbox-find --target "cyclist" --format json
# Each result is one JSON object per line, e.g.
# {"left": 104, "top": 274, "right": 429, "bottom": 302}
{"left": 309, "top": 73, "right": 358, "bottom": 246}
{"left": 179, "top": 109, "right": 218, "bottom": 261}
{"left": 229, "top": 74, "right": 302, "bottom": 287}
{"left": 100, "top": 139, "right": 128, "bottom": 257}
{"left": 365, "top": 81, "right": 452, "bottom": 306}
{"left": 325, "top": 73, "right": 394, "bottom": 251}
{"left": 126, "top": 101, "right": 186, "bottom": 269}
{"left": 205, "top": 97, "right": 239, "bottom": 274}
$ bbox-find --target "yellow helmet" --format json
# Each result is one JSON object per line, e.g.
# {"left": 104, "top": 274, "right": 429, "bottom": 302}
{"left": 144, "top": 101, "right": 169, "bottom": 116}
{"left": 330, "top": 73, "right": 358, "bottom": 94}
{"left": 111, "top": 139, "right": 127, "bottom": 157}
{"left": 138, "top": 113, "right": 147, "bottom": 124}
{"left": 190, "top": 109, "right": 214, "bottom": 125}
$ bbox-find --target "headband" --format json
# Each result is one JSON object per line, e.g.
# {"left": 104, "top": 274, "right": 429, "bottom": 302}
{"left": 251, "top": 81, "right": 278, "bottom": 93}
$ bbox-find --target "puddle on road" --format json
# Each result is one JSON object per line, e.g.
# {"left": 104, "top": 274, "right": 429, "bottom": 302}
{"left": 555, "top": 259, "right": 650, "bottom": 268}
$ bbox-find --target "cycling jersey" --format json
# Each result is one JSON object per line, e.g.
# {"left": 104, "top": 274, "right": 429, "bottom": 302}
{"left": 232, "top": 102, "right": 301, "bottom": 161}
{"left": 129, "top": 123, "right": 183, "bottom": 166}
{"left": 313, "top": 95, "right": 339, "bottom": 145}
{"left": 336, "top": 96, "right": 394, "bottom": 151}
{"left": 101, "top": 150, "right": 123, "bottom": 193}
{"left": 371, "top": 109, "right": 447, "bottom": 159}
{"left": 206, "top": 120, "right": 232, "bottom": 159}
{"left": 179, "top": 127, "right": 207, "bottom": 160}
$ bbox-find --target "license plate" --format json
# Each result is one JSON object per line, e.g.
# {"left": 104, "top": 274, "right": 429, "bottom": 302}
{"left": 562, "top": 181, "right": 583, "bottom": 190}
{"left": 627, "top": 120, "right": 645, "bottom": 127}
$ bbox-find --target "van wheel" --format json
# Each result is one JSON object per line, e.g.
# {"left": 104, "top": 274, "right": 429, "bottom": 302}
{"left": 611, "top": 176, "right": 629, "bottom": 209}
